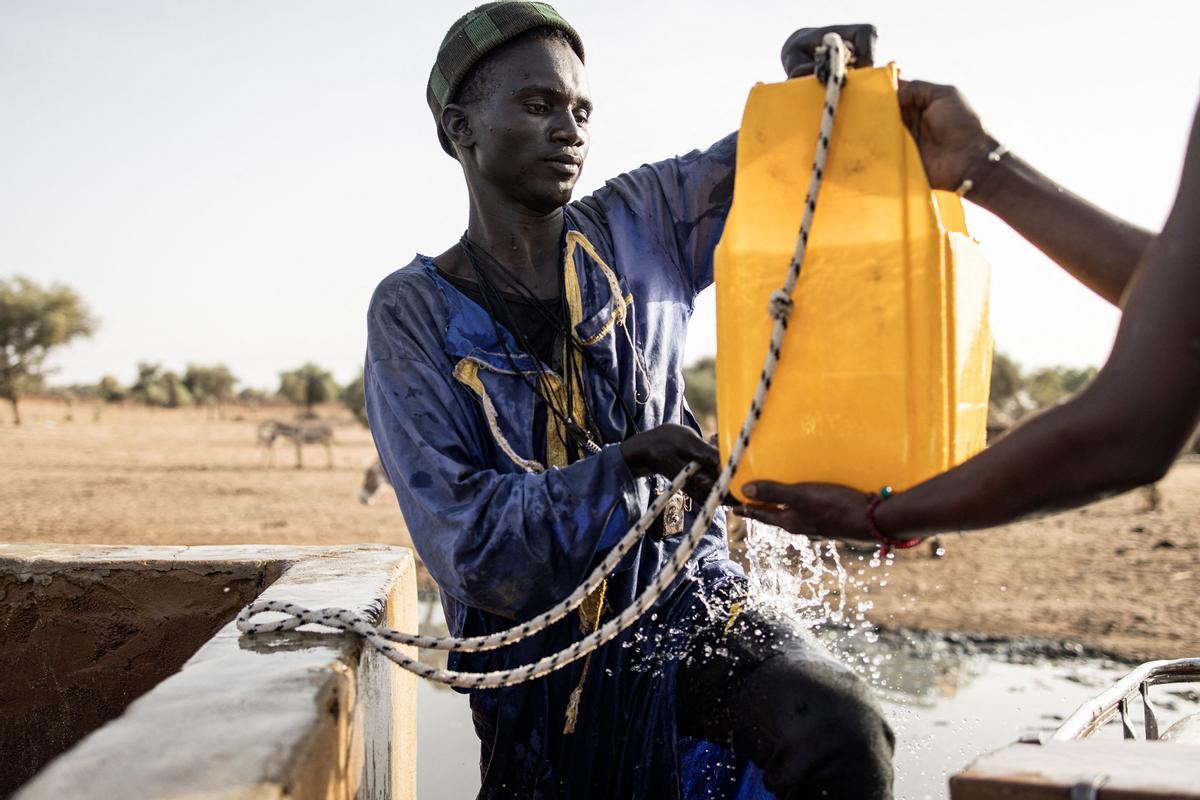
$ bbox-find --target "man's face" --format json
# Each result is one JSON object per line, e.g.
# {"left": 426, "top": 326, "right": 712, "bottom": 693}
{"left": 456, "top": 36, "right": 591, "bottom": 214}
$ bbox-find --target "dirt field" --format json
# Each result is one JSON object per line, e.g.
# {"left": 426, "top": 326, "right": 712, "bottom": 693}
{"left": 0, "top": 398, "right": 415, "bottom": 550}
{"left": 866, "top": 469, "right": 1199, "bottom": 661}
{"left": 2, "top": 398, "right": 1196, "bottom": 661}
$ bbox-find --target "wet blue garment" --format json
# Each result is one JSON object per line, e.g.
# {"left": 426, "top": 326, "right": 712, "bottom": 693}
{"left": 365, "top": 133, "right": 771, "bottom": 800}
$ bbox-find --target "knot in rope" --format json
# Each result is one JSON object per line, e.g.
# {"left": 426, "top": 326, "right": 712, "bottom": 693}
{"left": 768, "top": 290, "right": 794, "bottom": 322}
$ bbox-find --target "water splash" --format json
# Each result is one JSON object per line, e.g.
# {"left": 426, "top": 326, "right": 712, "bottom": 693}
{"left": 739, "top": 519, "right": 985, "bottom": 795}
{"left": 741, "top": 519, "right": 903, "bottom": 689}
{"left": 742, "top": 519, "right": 889, "bottom": 630}
{"left": 744, "top": 521, "right": 849, "bottom": 624}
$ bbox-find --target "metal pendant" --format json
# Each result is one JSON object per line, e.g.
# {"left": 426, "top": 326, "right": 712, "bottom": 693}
{"left": 662, "top": 491, "right": 687, "bottom": 538}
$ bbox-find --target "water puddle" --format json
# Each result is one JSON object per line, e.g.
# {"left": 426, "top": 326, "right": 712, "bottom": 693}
{"left": 856, "top": 637, "right": 1159, "bottom": 798}
{"left": 412, "top": 523, "right": 1200, "bottom": 798}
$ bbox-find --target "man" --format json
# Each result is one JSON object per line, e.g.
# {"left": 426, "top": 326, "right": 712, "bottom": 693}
{"left": 365, "top": 5, "right": 892, "bottom": 799}
{"left": 738, "top": 81, "right": 1200, "bottom": 548}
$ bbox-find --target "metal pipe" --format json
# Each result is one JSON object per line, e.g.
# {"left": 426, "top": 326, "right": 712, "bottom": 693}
{"left": 1141, "top": 681, "right": 1159, "bottom": 740}
{"left": 1050, "top": 657, "right": 1200, "bottom": 741}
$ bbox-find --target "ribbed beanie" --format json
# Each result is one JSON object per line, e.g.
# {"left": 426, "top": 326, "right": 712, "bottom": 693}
{"left": 427, "top": 2, "right": 584, "bottom": 155}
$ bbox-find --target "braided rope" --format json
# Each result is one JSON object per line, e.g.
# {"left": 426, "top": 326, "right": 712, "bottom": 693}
{"left": 236, "top": 461, "right": 696, "bottom": 651}
{"left": 238, "top": 33, "right": 849, "bottom": 689}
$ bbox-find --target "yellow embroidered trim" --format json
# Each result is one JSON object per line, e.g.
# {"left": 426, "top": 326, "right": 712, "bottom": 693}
{"left": 453, "top": 358, "right": 545, "bottom": 474}
{"left": 566, "top": 231, "right": 624, "bottom": 309}
{"left": 553, "top": 234, "right": 593, "bottom": 465}
{"left": 565, "top": 231, "right": 632, "bottom": 347}
{"left": 723, "top": 600, "right": 744, "bottom": 636}
{"left": 563, "top": 577, "right": 607, "bottom": 734}
{"left": 543, "top": 372, "right": 570, "bottom": 470}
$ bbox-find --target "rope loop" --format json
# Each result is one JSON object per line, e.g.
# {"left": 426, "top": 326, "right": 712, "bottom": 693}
{"left": 829, "top": 33, "right": 850, "bottom": 84}
{"left": 814, "top": 34, "right": 849, "bottom": 86}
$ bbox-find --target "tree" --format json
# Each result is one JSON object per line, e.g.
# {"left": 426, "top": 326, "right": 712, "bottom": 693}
{"left": 1060, "top": 366, "right": 1099, "bottom": 395}
{"left": 160, "top": 371, "right": 194, "bottom": 408}
{"left": 989, "top": 351, "right": 1022, "bottom": 412}
{"left": 130, "top": 362, "right": 165, "bottom": 406}
{"left": 97, "top": 375, "right": 126, "bottom": 403}
{"left": 1025, "top": 367, "right": 1066, "bottom": 408}
{"left": 238, "top": 386, "right": 268, "bottom": 404}
{"left": 341, "top": 370, "right": 367, "bottom": 427}
{"left": 0, "top": 277, "right": 96, "bottom": 424}
{"left": 184, "top": 364, "right": 237, "bottom": 414}
{"left": 278, "top": 363, "right": 338, "bottom": 416}
{"left": 129, "top": 362, "right": 193, "bottom": 408}
{"left": 1026, "top": 365, "right": 1098, "bottom": 408}
{"left": 682, "top": 357, "right": 717, "bottom": 422}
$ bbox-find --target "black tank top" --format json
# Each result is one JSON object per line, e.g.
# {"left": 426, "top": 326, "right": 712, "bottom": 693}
{"left": 436, "top": 268, "right": 562, "bottom": 369}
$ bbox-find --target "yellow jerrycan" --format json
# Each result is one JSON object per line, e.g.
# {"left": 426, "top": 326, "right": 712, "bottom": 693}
{"left": 715, "top": 64, "right": 993, "bottom": 500}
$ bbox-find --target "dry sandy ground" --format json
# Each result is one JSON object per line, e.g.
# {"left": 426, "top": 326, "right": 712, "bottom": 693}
{"left": 864, "top": 468, "right": 1199, "bottom": 661}
{"left": 0, "top": 399, "right": 416, "bottom": 552}
{"left": 2, "top": 398, "right": 1196, "bottom": 661}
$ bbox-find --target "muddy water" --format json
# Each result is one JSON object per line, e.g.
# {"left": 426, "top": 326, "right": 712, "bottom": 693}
{"left": 848, "top": 634, "right": 1200, "bottom": 799}
{"left": 413, "top": 594, "right": 478, "bottom": 799}
{"left": 413, "top": 586, "right": 1200, "bottom": 799}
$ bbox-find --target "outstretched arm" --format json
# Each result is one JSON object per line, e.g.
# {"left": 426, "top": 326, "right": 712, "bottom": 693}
{"left": 740, "top": 101, "right": 1200, "bottom": 540}
{"left": 899, "top": 79, "right": 1154, "bottom": 305}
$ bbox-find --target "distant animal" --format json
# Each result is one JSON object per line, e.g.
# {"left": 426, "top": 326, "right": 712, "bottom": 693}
{"left": 257, "top": 420, "right": 334, "bottom": 469}
{"left": 358, "top": 459, "right": 391, "bottom": 504}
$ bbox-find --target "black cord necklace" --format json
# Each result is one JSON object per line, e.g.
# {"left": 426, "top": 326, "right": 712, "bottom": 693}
{"left": 457, "top": 234, "right": 675, "bottom": 541}
{"left": 458, "top": 236, "right": 640, "bottom": 444}
{"left": 458, "top": 236, "right": 600, "bottom": 460}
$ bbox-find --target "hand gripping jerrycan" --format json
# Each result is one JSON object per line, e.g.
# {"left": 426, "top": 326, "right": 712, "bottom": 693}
{"left": 715, "top": 64, "right": 993, "bottom": 501}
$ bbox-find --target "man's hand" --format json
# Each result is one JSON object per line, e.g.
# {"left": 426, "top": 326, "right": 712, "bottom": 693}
{"left": 781, "top": 24, "right": 877, "bottom": 78}
{"left": 736, "top": 481, "right": 874, "bottom": 542}
{"left": 898, "top": 79, "right": 998, "bottom": 194}
{"left": 620, "top": 424, "right": 719, "bottom": 501}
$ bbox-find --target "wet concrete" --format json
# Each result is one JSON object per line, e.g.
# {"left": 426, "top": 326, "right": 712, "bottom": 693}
{"left": 4, "top": 543, "right": 417, "bottom": 800}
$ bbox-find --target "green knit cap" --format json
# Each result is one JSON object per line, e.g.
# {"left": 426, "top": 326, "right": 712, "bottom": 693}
{"left": 428, "top": 2, "right": 585, "bottom": 155}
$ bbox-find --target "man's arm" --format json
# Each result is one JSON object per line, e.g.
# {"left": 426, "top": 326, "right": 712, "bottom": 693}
{"left": 880, "top": 101, "right": 1200, "bottom": 533}
{"left": 588, "top": 25, "right": 884, "bottom": 300}
{"left": 590, "top": 131, "right": 737, "bottom": 297}
{"left": 739, "top": 101, "right": 1200, "bottom": 539}
{"left": 899, "top": 80, "right": 1154, "bottom": 305}
{"left": 366, "top": 355, "right": 640, "bottom": 619}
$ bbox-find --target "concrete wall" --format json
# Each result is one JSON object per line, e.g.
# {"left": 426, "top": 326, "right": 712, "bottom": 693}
{"left": 3, "top": 544, "right": 417, "bottom": 800}
{"left": 0, "top": 554, "right": 279, "bottom": 796}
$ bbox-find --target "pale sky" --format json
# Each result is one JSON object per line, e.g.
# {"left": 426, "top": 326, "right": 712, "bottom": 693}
{"left": 2, "top": 1, "right": 1197, "bottom": 390}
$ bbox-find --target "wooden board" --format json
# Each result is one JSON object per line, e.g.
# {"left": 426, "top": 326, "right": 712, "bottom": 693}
{"left": 951, "top": 741, "right": 1200, "bottom": 799}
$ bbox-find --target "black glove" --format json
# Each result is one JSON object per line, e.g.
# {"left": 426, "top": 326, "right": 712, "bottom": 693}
{"left": 781, "top": 23, "right": 877, "bottom": 78}
{"left": 619, "top": 424, "right": 720, "bottom": 502}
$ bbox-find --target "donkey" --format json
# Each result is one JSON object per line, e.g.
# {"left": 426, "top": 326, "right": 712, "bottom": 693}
{"left": 258, "top": 420, "right": 334, "bottom": 469}
{"left": 358, "top": 459, "right": 391, "bottom": 504}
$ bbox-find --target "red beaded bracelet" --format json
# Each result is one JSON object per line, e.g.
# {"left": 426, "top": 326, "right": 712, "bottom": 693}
{"left": 864, "top": 486, "right": 921, "bottom": 557}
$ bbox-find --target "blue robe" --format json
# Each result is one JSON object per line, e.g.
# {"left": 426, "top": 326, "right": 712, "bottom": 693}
{"left": 365, "top": 133, "right": 770, "bottom": 799}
